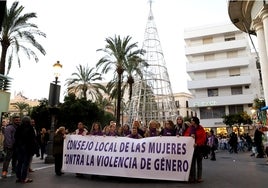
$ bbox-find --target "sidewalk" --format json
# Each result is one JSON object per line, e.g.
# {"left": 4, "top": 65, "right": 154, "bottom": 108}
{"left": 0, "top": 150, "right": 268, "bottom": 188}
{"left": 0, "top": 155, "right": 53, "bottom": 178}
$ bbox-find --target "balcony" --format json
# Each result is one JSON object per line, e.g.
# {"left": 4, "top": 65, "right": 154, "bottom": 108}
{"left": 187, "top": 74, "right": 251, "bottom": 89}
{"left": 186, "top": 57, "right": 250, "bottom": 72}
{"left": 185, "top": 39, "right": 247, "bottom": 56}
{"left": 189, "top": 93, "right": 255, "bottom": 107}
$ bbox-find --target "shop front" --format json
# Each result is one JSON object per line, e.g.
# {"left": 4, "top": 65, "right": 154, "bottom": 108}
{"left": 204, "top": 125, "right": 253, "bottom": 137}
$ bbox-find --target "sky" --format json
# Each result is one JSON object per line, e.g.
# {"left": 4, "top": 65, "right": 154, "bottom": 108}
{"left": 6, "top": 0, "right": 230, "bottom": 101}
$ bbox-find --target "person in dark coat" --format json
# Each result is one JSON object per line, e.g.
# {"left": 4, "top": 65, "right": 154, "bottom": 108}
{"left": 208, "top": 130, "right": 217, "bottom": 161}
{"left": 254, "top": 125, "right": 265, "bottom": 158}
{"left": 229, "top": 132, "right": 238, "bottom": 153}
{"left": 53, "top": 126, "right": 66, "bottom": 176}
{"left": 14, "top": 116, "right": 36, "bottom": 183}
{"left": 39, "top": 128, "right": 49, "bottom": 160}
{"left": 1, "top": 115, "right": 20, "bottom": 177}
{"left": 127, "top": 126, "right": 143, "bottom": 139}
{"left": 160, "top": 120, "right": 176, "bottom": 136}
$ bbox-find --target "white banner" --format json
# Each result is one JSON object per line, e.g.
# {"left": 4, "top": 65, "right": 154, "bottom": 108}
{"left": 62, "top": 135, "right": 194, "bottom": 181}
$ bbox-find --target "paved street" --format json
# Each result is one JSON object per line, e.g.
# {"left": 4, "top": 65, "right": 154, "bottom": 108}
{"left": 0, "top": 150, "right": 268, "bottom": 188}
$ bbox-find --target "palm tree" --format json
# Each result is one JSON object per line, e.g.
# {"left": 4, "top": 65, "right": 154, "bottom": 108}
{"left": 0, "top": 1, "right": 46, "bottom": 75}
{"left": 106, "top": 53, "right": 147, "bottom": 102}
{"left": 124, "top": 55, "right": 147, "bottom": 101}
{"left": 96, "top": 35, "right": 145, "bottom": 126}
{"left": 66, "top": 64, "right": 103, "bottom": 100}
{"left": 13, "top": 101, "right": 29, "bottom": 118}
{"left": 95, "top": 94, "right": 114, "bottom": 114}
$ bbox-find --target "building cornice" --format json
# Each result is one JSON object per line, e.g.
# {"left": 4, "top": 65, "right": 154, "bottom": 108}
{"left": 228, "top": 0, "right": 256, "bottom": 35}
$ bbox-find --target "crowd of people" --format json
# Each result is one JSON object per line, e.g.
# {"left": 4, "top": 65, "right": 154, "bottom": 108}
{"left": 1, "top": 115, "right": 267, "bottom": 184}
{"left": 214, "top": 127, "right": 267, "bottom": 159}
{"left": 52, "top": 116, "right": 207, "bottom": 183}
{"left": 0, "top": 116, "right": 49, "bottom": 183}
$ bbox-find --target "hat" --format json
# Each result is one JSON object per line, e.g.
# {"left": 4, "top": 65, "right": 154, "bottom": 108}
{"left": 191, "top": 117, "right": 200, "bottom": 125}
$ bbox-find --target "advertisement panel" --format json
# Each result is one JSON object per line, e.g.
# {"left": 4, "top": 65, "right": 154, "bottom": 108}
{"left": 0, "top": 91, "right": 11, "bottom": 118}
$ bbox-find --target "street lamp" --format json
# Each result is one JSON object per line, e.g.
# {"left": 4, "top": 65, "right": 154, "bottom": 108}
{"left": 53, "top": 61, "right": 62, "bottom": 85}
{"left": 45, "top": 61, "right": 62, "bottom": 164}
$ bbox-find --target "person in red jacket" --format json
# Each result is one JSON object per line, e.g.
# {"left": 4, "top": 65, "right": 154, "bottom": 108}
{"left": 188, "top": 116, "right": 207, "bottom": 183}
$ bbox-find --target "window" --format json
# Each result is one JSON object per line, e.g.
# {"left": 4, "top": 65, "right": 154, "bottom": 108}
{"left": 203, "top": 37, "right": 213, "bottom": 44}
{"left": 227, "top": 51, "right": 238, "bottom": 58}
{"left": 229, "top": 68, "right": 240, "bottom": 77}
{"left": 204, "top": 54, "right": 215, "bottom": 61}
{"left": 186, "top": 101, "right": 189, "bottom": 108}
{"left": 200, "top": 106, "right": 225, "bottom": 119}
{"left": 208, "top": 88, "right": 218, "bottom": 97}
{"left": 229, "top": 105, "right": 243, "bottom": 114}
{"left": 175, "top": 100, "right": 180, "bottom": 108}
{"left": 224, "top": 34, "right": 235, "bottom": 41}
{"left": 206, "top": 71, "right": 216, "bottom": 79}
{"left": 231, "top": 86, "right": 242, "bottom": 95}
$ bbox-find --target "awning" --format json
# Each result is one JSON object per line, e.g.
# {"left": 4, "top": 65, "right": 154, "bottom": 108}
{"left": 261, "top": 106, "right": 268, "bottom": 111}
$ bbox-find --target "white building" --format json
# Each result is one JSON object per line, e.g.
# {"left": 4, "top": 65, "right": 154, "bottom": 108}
{"left": 185, "top": 23, "right": 262, "bottom": 135}
{"left": 173, "top": 92, "right": 195, "bottom": 119}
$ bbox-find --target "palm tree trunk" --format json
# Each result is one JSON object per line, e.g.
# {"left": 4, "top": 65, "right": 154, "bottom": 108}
{"left": 116, "top": 73, "right": 122, "bottom": 127}
{"left": 0, "top": 44, "right": 8, "bottom": 75}
{"left": 83, "top": 89, "right": 87, "bottom": 99}
{"left": 129, "top": 83, "right": 133, "bottom": 101}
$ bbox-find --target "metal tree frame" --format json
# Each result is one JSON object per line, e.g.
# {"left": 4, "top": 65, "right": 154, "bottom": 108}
{"left": 127, "top": 3, "right": 177, "bottom": 126}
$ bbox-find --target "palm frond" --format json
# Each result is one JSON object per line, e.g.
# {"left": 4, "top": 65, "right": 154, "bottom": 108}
{"left": 0, "top": 1, "right": 46, "bottom": 75}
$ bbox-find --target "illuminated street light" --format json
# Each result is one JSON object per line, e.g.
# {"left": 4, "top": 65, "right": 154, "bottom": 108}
{"left": 45, "top": 61, "right": 62, "bottom": 164}
{"left": 53, "top": 61, "right": 62, "bottom": 85}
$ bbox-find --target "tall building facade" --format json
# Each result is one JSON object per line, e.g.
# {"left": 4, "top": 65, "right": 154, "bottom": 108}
{"left": 185, "top": 23, "right": 262, "bottom": 135}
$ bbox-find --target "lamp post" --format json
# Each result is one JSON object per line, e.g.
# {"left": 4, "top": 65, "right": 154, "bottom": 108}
{"left": 45, "top": 61, "right": 62, "bottom": 164}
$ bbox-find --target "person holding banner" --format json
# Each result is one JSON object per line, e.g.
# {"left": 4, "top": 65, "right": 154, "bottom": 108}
{"left": 126, "top": 126, "right": 143, "bottom": 139}
{"left": 73, "top": 122, "right": 88, "bottom": 136}
{"left": 106, "top": 122, "right": 118, "bottom": 136}
{"left": 182, "top": 121, "right": 194, "bottom": 137}
{"left": 188, "top": 117, "right": 207, "bottom": 183}
{"left": 117, "top": 126, "right": 124, "bottom": 136}
{"left": 53, "top": 126, "right": 66, "bottom": 176}
{"left": 160, "top": 120, "right": 176, "bottom": 136}
{"left": 132, "top": 120, "right": 145, "bottom": 137}
{"left": 175, "top": 115, "right": 189, "bottom": 136}
{"left": 74, "top": 122, "right": 88, "bottom": 177}
{"left": 122, "top": 124, "right": 131, "bottom": 136}
{"left": 144, "top": 120, "right": 160, "bottom": 137}
{"left": 89, "top": 122, "right": 103, "bottom": 136}
{"left": 102, "top": 125, "right": 110, "bottom": 135}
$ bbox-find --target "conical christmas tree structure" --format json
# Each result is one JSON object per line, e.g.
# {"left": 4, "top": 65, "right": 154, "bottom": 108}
{"left": 127, "top": 2, "right": 177, "bottom": 126}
